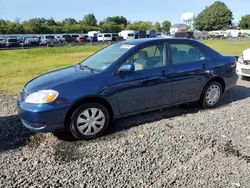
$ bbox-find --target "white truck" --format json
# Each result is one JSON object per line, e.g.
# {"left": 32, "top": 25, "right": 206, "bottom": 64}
{"left": 87, "top": 31, "right": 100, "bottom": 37}
{"left": 119, "top": 30, "right": 136, "bottom": 40}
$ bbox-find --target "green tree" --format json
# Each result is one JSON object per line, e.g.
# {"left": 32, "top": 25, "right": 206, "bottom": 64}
{"left": 154, "top": 22, "right": 161, "bottom": 32}
{"left": 106, "top": 16, "right": 128, "bottom": 27}
{"left": 0, "top": 19, "right": 7, "bottom": 34}
{"left": 81, "top": 14, "right": 97, "bottom": 26}
{"left": 161, "top": 20, "right": 171, "bottom": 32}
{"left": 126, "top": 21, "right": 153, "bottom": 30}
{"left": 22, "top": 18, "right": 42, "bottom": 34}
{"left": 62, "top": 18, "right": 77, "bottom": 25}
{"left": 100, "top": 21, "right": 121, "bottom": 33}
{"left": 194, "top": 1, "right": 233, "bottom": 31}
{"left": 238, "top": 15, "right": 250, "bottom": 29}
{"left": 46, "top": 17, "right": 57, "bottom": 26}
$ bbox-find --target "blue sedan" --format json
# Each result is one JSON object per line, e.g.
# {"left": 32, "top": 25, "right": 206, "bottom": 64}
{"left": 17, "top": 38, "right": 238, "bottom": 140}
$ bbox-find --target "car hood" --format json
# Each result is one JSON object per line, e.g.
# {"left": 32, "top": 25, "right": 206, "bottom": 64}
{"left": 24, "top": 65, "right": 94, "bottom": 93}
{"left": 243, "top": 49, "right": 250, "bottom": 61}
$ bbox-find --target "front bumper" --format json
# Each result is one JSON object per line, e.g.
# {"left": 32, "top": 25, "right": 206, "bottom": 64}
{"left": 236, "top": 63, "right": 250, "bottom": 77}
{"left": 17, "top": 100, "right": 70, "bottom": 132}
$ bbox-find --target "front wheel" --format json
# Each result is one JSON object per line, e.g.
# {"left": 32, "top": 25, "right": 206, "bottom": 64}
{"left": 69, "top": 103, "right": 110, "bottom": 140}
{"left": 200, "top": 81, "right": 222, "bottom": 108}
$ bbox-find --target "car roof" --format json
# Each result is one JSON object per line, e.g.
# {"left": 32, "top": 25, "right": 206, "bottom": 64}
{"left": 119, "top": 38, "right": 197, "bottom": 45}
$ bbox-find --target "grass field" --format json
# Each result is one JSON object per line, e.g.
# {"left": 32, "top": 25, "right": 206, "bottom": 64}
{"left": 0, "top": 40, "right": 249, "bottom": 95}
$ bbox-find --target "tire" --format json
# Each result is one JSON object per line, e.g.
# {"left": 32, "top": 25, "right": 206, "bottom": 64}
{"left": 200, "top": 81, "right": 222, "bottom": 108}
{"left": 69, "top": 103, "right": 110, "bottom": 140}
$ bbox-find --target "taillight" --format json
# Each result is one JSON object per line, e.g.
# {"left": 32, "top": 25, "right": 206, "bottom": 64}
{"left": 234, "top": 60, "right": 237, "bottom": 68}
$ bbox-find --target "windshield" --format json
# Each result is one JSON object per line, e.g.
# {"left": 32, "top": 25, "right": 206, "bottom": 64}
{"left": 104, "top": 34, "right": 111, "bottom": 37}
{"left": 80, "top": 43, "right": 135, "bottom": 72}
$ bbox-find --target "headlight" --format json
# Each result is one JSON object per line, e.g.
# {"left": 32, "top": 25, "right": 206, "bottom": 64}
{"left": 238, "top": 56, "right": 244, "bottom": 64}
{"left": 25, "top": 90, "right": 59, "bottom": 104}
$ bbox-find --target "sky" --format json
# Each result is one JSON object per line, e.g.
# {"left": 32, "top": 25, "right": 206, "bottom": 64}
{"left": 0, "top": 0, "right": 249, "bottom": 24}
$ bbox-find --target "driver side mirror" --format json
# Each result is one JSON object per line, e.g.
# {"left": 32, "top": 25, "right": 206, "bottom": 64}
{"left": 117, "top": 64, "right": 135, "bottom": 74}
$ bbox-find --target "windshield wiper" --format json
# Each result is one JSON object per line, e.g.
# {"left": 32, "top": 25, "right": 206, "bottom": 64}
{"left": 79, "top": 64, "right": 94, "bottom": 72}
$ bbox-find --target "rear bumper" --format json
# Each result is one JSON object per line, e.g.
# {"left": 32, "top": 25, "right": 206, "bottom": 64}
{"left": 17, "top": 101, "right": 70, "bottom": 132}
{"left": 224, "top": 74, "right": 239, "bottom": 91}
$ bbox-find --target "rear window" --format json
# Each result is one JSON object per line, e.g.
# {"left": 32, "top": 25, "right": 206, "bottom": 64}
{"left": 112, "top": 34, "right": 118, "bottom": 37}
{"left": 128, "top": 33, "right": 134, "bottom": 37}
{"left": 62, "top": 35, "right": 71, "bottom": 38}
{"left": 138, "top": 31, "right": 146, "bottom": 35}
{"left": 8, "top": 39, "right": 17, "bottom": 42}
{"left": 72, "top": 35, "right": 78, "bottom": 37}
{"left": 104, "top": 34, "right": 111, "bottom": 37}
{"left": 45, "top": 36, "right": 55, "bottom": 39}
{"left": 98, "top": 35, "right": 103, "bottom": 37}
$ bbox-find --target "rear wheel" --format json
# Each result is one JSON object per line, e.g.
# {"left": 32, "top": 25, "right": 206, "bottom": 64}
{"left": 69, "top": 103, "right": 110, "bottom": 140}
{"left": 200, "top": 81, "right": 222, "bottom": 108}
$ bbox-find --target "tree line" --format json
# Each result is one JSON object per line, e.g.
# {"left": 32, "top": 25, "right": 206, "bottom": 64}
{"left": 0, "top": 14, "right": 171, "bottom": 34}
{"left": 194, "top": 1, "right": 250, "bottom": 31}
{"left": 0, "top": 1, "right": 250, "bottom": 35}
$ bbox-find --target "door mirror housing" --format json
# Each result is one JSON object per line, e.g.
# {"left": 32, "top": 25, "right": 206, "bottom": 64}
{"left": 117, "top": 64, "right": 135, "bottom": 74}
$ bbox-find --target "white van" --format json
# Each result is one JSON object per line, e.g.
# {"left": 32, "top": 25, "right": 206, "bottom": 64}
{"left": 87, "top": 31, "right": 100, "bottom": 37}
{"left": 97, "top": 33, "right": 112, "bottom": 41}
{"left": 119, "top": 30, "right": 136, "bottom": 40}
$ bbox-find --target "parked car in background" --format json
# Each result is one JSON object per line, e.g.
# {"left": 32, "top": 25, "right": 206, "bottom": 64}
{"left": 97, "top": 33, "right": 112, "bottom": 41}
{"left": 237, "top": 48, "right": 250, "bottom": 78}
{"left": 0, "top": 38, "right": 6, "bottom": 47}
{"left": 111, "top": 33, "right": 120, "bottom": 41}
{"left": 41, "top": 35, "right": 57, "bottom": 44}
{"left": 24, "top": 37, "right": 39, "bottom": 46}
{"left": 55, "top": 35, "right": 65, "bottom": 43}
{"left": 87, "top": 31, "right": 100, "bottom": 37}
{"left": 5, "top": 37, "right": 19, "bottom": 47}
{"left": 174, "top": 31, "right": 195, "bottom": 39}
{"left": 18, "top": 38, "right": 238, "bottom": 140}
{"left": 87, "top": 36, "right": 98, "bottom": 42}
{"left": 119, "top": 30, "right": 136, "bottom": 40}
{"left": 62, "top": 34, "right": 74, "bottom": 43}
{"left": 16, "top": 36, "right": 23, "bottom": 43}
{"left": 76, "top": 36, "right": 87, "bottom": 43}
{"left": 71, "top": 34, "right": 79, "bottom": 41}
{"left": 147, "top": 30, "right": 157, "bottom": 38}
{"left": 135, "top": 30, "right": 147, "bottom": 39}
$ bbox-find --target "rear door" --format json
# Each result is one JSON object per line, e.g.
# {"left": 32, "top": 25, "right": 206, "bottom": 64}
{"left": 167, "top": 42, "right": 211, "bottom": 103}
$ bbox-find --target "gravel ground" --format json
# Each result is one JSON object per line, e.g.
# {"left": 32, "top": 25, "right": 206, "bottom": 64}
{"left": 1, "top": 79, "right": 250, "bottom": 188}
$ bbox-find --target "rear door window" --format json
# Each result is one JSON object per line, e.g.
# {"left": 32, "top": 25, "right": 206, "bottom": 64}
{"left": 169, "top": 43, "right": 208, "bottom": 65}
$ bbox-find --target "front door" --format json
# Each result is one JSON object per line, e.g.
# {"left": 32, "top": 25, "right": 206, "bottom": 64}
{"left": 114, "top": 43, "right": 172, "bottom": 115}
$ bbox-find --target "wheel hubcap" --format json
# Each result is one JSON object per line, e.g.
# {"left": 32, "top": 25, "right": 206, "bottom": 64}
{"left": 206, "top": 85, "right": 221, "bottom": 105}
{"left": 76, "top": 108, "right": 105, "bottom": 136}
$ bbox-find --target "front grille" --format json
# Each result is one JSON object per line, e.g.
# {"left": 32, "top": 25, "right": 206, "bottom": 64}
{"left": 241, "top": 68, "right": 250, "bottom": 75}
